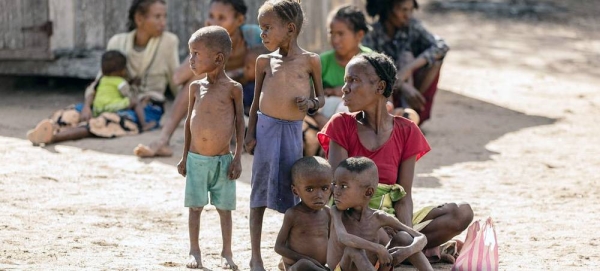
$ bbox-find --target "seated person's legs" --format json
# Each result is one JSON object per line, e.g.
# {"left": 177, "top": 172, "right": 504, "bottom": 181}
{"left": 133, "top": 78, "right": 193, "bottom": 157}
{"left": 419, "top": 202, "right": 474, "bottom": 248}
{"left": 133, "top": 97, "right": 157, "bottom": 132}
{"left": 337, "top": 247, "right": 378, "bottom": 271}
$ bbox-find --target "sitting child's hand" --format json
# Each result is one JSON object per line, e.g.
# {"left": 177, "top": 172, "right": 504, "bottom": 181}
{"left": 177, "top": 158, "right": 187, "bottom": 177}
{"left": 376, "top": 244, "right": 393, "bottom": 269}
{"left": 128, "top": 77, "right": 142, "bottom": 86}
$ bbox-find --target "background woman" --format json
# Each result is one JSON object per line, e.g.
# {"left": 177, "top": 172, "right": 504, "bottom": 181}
{"left": 363, "top": 0, "right": 449, "bottom": 125}
{"left": 27, "top": 0, "right": 179, "bottom": 145}
{"left": 134, "top": 0, "right": 263, "bottom": 157}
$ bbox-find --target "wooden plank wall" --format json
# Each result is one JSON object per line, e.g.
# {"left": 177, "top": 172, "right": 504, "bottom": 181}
{"left": 48, "top": 0, "right": 368, "bottom": 55}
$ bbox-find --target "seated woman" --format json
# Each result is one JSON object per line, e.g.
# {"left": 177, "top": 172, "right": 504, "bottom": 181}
{"left": 303, "top": 5, "right": 372, "bottom": 156}
{"left": 27, "top": 0, "right": 179, "bottom": 145}
{"left": 318, "top": 52, "right": 473, "bottom": 264}
{"left": 363, "top": 0, "right": 449, "bottom": 125}
{"left": 134, "top": 0, "right": 262, "bottom": 157}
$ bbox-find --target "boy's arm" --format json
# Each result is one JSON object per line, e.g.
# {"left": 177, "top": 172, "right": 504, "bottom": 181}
{"left": 274, "top": 210, "right": 325, "bottom": 268}
{"left": 330, "top": 207, "right": 391, "bottom": 265}
{"left": 177, "top": 82, "right": 196, "bottom": 177}
{"left": 244, "top": 55, "right": 267, "bottom": 154}
{"left": 394, "top": 156, "right": 417, "bottom": 227}
{"left": 228, "top": 83, "right": 245, "bottom": 180}
{"left": 309, "top": 54, "right": 325, "bottom": 110}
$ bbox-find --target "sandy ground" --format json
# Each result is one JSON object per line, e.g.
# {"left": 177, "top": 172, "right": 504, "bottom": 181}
{"left": 1, "top": 1, "right": 599, "bottom": 270}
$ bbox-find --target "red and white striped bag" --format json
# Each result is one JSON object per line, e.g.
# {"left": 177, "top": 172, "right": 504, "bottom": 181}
{"left": 452, "top": 217, "right": 499, "bottom": 271}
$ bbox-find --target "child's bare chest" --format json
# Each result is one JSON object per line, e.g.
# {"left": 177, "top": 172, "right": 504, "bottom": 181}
{"left": 267, "top": 57, "right": 310, "bottom": 82}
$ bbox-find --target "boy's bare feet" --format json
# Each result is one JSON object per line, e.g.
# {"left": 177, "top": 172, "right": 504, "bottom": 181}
{"left": 221, "top": 253, "right": 238, "bottom": 270}
{"left": 187, "top": 250, "right": 202, "bottom": 269}
{"left": 133, "top": 141, "right": 173, "bottom": 157}
{"left": 249, "top": 258, "right": 266, "bottom": 271}
{"left": 27, "top": 119, "right": 54, "bottom": 145}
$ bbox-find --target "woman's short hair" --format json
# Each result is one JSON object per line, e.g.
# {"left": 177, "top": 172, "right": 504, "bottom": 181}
{"left": 359, "top": 52, "right": 397, "bottom": 98}
{"left": 127, "top": 0, "right": 166, "bottom": 31}
{"left": 366, "top": 0, "right": 419, "bottom": 22}
{"left": 329, "top": 5, "right": 369, "bottom": 34}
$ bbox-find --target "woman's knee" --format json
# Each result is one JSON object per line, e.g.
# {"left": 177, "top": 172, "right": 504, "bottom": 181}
{"left": 447, "top": 202, "right": 474, "bottom": 232}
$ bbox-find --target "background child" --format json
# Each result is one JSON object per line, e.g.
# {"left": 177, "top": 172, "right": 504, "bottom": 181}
{"left": 328, "top": 157, "right": 432, "bottom": 271}
{"left": 93, "top": 50, "right": 155, "bottom": 131}
{"left": 176, "top": 26, "right": 245, "bottom": 270}
{"left": 244, "top": 1, "right": 325, "bottom": 270}
{"left": 274, "top": 156, "right": 332, "bottom": 271}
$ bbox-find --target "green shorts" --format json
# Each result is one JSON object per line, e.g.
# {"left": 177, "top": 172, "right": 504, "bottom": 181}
{"left": 184, "top": 152, "right": 236, "bottom": 210}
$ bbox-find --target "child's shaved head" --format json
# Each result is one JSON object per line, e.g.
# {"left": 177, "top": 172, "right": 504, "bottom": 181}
{"left": 189, "top": 26, "right": 232, "bottom": 59}
{"left": 291, "top": 156, "right": 332, "bottom": 185}
{"left": 336, "top": 157, "right": 378, "bottom": 188}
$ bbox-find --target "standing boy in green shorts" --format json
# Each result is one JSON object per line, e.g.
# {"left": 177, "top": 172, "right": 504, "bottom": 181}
{"left": 177, "top": 26, "right": 245, "bottom": 270}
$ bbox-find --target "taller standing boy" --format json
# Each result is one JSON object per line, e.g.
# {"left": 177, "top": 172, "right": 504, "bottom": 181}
{"left": 177, "top": 26, "right": 245, "bottom": 270}
{"left": 244, "top": 1, "right": 325, "bottom": 270}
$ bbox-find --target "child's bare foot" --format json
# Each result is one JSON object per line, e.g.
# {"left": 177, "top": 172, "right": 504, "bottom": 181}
{"left": 187, "top": 250, "right": 202, "bottom": 269}
{"left": 221, "top": 253, "right": 238, "bottom": 270}
{"left": 141, "top": 121, "right": 157, "bottom": 132}
{"left": 249, "top": 258, "right": 266, "bottom": 271}
{"left": 133, "top": 141, "right": 173, "bottom": 158}
{"left": 27, "top": 119, "right": 55, "bottom": 145}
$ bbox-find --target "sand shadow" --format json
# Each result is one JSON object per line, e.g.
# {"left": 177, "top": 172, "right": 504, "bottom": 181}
{"left": 413, "top": 89, "right": 555, "bottom": 187}
{"left": 0, "top": 76, "right": 555, "bottom": 189}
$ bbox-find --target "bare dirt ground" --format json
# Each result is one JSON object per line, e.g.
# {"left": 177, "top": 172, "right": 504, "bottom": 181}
{"left": 1, "top": 1, "right": 599, "bottom": 270}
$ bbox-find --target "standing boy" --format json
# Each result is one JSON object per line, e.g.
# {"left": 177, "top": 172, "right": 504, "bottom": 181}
{"left": 328, "top": 157, "right": 433, "bottom": 271}
{"left": 177, "top": 26, "right": 245, "bottom": 270}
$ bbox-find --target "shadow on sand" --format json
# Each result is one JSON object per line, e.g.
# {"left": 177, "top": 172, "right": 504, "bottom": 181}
{"left": 0, "top": 77, "right": 555, "bottom": 189}
{"left": 414, "top": 89, "right": 555, "bottom": 188}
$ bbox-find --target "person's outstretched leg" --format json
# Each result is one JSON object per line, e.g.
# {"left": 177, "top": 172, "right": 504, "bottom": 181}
{"left": 187, "top": 207, "right": 203, "bottom": 269}
{"left": 27, "top": 119, "right": 55, "bottom": 145}
{"left": 217, "top": 208, "right": 238, "bottom": 270}
{"left": 420, "top": 202, "right": 474, "bottom": 248}
{"left": 249, "top": 207, "right": 266, "bottom": 271}
{"left": 134, "top": 80, "right": 191, "bottom": 157}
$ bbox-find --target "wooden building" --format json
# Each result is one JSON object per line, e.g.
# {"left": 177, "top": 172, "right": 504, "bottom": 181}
{"left": 0, "top": 0, "right": 365, "bottom": 79}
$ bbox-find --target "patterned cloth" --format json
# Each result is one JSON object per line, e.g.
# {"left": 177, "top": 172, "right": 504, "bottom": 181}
{"left": 363, "top": 19, "right": 449, "bottom": 68}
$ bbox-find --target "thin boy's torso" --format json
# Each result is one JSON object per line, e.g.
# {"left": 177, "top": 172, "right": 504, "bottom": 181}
{"left": 285, "top": 204, "right": 330, "bottom": 266}
{"left": 258, "top": 51, "right": 317, "bottom": 121}
{"left": 328, "top": 208, "right": 384, "bottom": 270}
{"left": 189, "top": 78, "right": 240, "bottom": 156}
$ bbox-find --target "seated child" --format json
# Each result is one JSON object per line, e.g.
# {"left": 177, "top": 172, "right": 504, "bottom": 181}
{"left": 93, "top": 50, "right": 155, "bottom": 131}
{"left": 241, "top": 46, "right": 269, "bottom": 116}
{"left": 274, "top": 156, "right": 333, "bottom": 271}
{"left": 176, "top": 26, "right": 245, "bottom": 270}
{"left": 328, "top": 157, "right": 433, "bottom": 271}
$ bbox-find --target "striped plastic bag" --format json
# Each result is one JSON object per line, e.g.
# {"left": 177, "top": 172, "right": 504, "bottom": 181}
{"left": 451, "top": 217, "right": 498, "bottom": 271}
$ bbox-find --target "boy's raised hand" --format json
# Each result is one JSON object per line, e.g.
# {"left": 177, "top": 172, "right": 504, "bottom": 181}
{"left": 177, "top": 158, "right": 187, "bottom": 177}
{"left": 296, "top": 96, "right": 310, "bottom": 112}
{"left": 228, "top": 157, "right": 242, "bottom": 180}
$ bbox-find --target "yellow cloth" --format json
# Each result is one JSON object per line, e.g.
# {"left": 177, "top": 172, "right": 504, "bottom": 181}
{"left": 369, "top": 183, "right": 406, "bottom": 215}
{"left": 86, "top": 30, "right": 180, "bottom": 102}
{"left": 412, "top": 205, "right": 435, "bottom": 232}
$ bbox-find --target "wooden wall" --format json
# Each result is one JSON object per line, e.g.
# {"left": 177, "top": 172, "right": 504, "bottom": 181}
{"left": 49, "top": 0, "right": 368, "bottom": 55}
{"left": 0, "top": 0, "right": 369, "bottom": 78}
